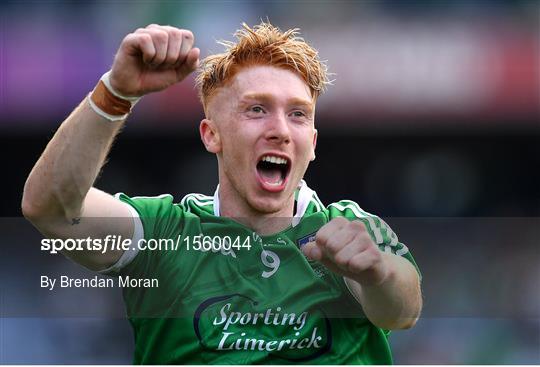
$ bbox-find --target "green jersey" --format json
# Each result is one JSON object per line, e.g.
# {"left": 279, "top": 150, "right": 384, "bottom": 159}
{"left": 103, "top": 181, "right": 419, "bottom": 364}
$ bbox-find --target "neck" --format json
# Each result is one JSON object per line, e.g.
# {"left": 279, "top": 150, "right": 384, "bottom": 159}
{"left": 217, "top": 183, "right": 295, "bottom": 236}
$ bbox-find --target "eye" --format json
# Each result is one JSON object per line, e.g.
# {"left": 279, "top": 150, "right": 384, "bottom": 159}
{"left": 251, "top": 106, "right": 265, "bottom": 114}
{"left": 291, "top": 110, "right": 306, "bottom": 118}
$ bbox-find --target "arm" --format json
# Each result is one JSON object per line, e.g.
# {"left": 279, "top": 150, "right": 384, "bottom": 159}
{"left": 22, "top": 24, "right": 200, "bottom": 271}
{"left": 344, "top": 252, "right": 421, "bottom": 330}
{"left": 22, "top": 100, "right": 131, "bottom": 270}
{"left": 302, "top": 217, "right": 422, "bottom": 330}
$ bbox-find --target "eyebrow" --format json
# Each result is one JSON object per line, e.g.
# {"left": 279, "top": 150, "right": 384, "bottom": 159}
{"left": 239, "top": 93, "right": 314, "bottom": 110}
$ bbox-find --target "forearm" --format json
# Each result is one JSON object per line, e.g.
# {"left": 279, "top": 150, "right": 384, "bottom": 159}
{"left": 22, "top": 97, "right": 125, "bottom": 222}
{"left": 346, "top": 253, "right": 422, "bottom": 330}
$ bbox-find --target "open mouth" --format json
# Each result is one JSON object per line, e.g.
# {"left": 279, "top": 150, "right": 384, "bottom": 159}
{"left": 256, "top": 154, "right": 291, "bottom": 191}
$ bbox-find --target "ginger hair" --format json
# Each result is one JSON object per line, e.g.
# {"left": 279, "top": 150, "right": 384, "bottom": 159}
{"left": 195, "top": 21, "right": 330, "bottom": 114}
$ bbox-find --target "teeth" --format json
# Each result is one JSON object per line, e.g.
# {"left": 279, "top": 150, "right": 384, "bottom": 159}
{"left": 266, "top": 179, "right": 284, "bottom": 186}
{"left": 261, "top": 155, "right": 288, "bottom": 165}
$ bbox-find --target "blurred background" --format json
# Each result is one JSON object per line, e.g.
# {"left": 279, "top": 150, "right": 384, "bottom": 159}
{"left": 1, "top": 0, "right": 539, "bottom": 364}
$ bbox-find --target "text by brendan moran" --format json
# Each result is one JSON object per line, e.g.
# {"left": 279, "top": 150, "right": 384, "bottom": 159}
{"left": 40, "top": 275, "right": 158, "bottom": 290}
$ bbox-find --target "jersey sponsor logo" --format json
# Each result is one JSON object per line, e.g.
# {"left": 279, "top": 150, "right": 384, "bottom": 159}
{"left": 193, "top": 293, "right": 332, "bottom": 362}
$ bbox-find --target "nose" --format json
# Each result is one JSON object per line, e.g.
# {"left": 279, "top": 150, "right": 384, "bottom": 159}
{"left": 265, "top": 112, "right": 291, "bottom": 145}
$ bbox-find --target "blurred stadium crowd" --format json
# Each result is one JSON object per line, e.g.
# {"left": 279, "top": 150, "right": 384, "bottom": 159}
{"left": 1, "top": 0, "right": 538, "bottom": 364}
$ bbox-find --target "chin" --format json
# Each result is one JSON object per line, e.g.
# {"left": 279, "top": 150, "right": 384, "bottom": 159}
{"left": 248, "top": 195, "right": 289, "bottom": 215}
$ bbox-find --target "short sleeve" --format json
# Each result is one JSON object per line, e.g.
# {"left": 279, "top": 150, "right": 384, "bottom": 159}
{"left": 326, "top": 200, "right": 421, "bottom": 280}
{"left": 100, "top": 193, "right": 184, "bottom": 276}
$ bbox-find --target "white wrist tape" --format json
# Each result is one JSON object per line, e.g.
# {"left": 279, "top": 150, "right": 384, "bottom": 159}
{"left": 100, "top": 71, "right": 142, "bottom": 105}
{"left": 87, "top": 93, "right": 129, "bottom": 122}
{"left": 87, "top": 71, "right": 142, "bottom": 122}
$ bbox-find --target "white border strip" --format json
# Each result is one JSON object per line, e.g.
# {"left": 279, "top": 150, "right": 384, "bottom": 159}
{"left": 98, "top": 195, "right": 144, "bottom": 274}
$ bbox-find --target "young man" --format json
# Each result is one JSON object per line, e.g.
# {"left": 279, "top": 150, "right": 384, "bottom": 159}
{"left": 22, "top": 22, "right": 422, "bottom": 364}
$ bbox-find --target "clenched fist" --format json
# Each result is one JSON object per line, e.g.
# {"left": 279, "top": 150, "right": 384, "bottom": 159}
{"left": 109, "top": 24, "right": 200, "bottom": 97}
{"left": 302, "top": 217, "right": 389, "bottom": 286}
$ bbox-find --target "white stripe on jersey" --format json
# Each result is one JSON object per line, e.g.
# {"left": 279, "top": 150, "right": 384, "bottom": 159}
{"left": 348, "top": 204, "right": 399, "bottom": 248}
{"left": 329, "top": 201, "right": 408, "bottom": 256}
{"left": 328, "top": 202, "right": 384, "bottom": 245}
{"left": 310, "top": 198, "right": 321, "bottom": 213}
{"left": 103, "top": 193, "right": 146, "bottom": 274}
{"left": 379, "top": 218, "right": 399, "bottom": 247}
{"left": 396, "top": 245, "right": 410, "bottom": 256}
{"left": 312, "top": 193, "right": 326, "bottom": 210}
{"left": 130, "top": 193, "right": 173, "bottom": 200}
{"left": 181, "top": 193, "right": 213, "bottom": 212}
{"left": 190, "top": 193, "right": 213, "bottom": 201}
{"left": 180, "top": 193, "right": 212, "bottom": 205}
{"left": 293, "top": 180, "right": 312, "bottom": 225}
{"left": 213, "top": 185, "right": 220, "bottom": 216}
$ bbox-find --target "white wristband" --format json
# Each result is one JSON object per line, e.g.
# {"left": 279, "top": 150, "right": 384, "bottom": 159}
{"left": 100, "top": 71, "right": 142, "bottom": 106}
{"left": 87, "top": 93, "right": 129, "bottom": 122}
{"left": 87, "top": 71, "right": 142, "bottom": 122}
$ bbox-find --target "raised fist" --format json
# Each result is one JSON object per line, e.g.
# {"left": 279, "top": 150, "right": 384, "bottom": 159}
{"left": 302, "top": 217, "right": 389, "bottom": 286}
{"left": 109, "top": 24, "right": 200, "bottom": 97}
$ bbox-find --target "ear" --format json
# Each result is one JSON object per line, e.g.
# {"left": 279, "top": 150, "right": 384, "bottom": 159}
{"left": 310, "top": 128, "right": 318, "bottom": 161}
{"left": 200, "top": 119, "right": 221, "bottom": 153}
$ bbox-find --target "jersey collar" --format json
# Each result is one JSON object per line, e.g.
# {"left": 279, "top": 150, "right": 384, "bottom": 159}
{"left": 212, "top": 180, "right": 315, "bottom": 228}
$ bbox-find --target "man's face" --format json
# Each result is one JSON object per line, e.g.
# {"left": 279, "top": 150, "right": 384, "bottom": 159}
{"left": 202, "top": 65, "right": 317, "bottom": 215}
